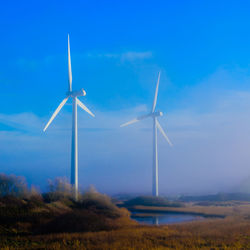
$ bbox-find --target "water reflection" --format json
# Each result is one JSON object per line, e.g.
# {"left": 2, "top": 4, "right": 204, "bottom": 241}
{"left": 152, "top": 217, "right": 159, "bottom": 225}
{"left": 131, "top": 212, "right": 204, "bottom": 225}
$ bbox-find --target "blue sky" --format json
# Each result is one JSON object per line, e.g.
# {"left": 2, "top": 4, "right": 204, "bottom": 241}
{"left": 1, "top": 1, "right": 250, "bottom": 195}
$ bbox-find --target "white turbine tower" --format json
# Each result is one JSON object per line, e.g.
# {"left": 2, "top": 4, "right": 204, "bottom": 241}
{"left": 120, "top": 72, "right": 172, "bottom": 197}
{"left": 43, "top": 34, "right": 95, "bottom": 200}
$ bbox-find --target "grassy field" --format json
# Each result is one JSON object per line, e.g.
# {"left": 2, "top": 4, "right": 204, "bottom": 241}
{"left": 1, "top": 201, "right": 250, "bottom": 249}
{"left": 127, "top": 203, "right": 243, "bottom": 217}
{"left": 1, "top": 215, "right": 250, "bottom": 249}
{"left": 1, "top": 175, "right": 250, "bottom": 249}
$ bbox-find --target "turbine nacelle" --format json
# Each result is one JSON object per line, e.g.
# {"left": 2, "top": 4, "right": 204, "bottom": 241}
{"left": 67, "top": 88, "right": 86, "bottom": 97}
{"left": 120, "top": 71, "right": 172, "bottom": 146}
{"left": 152, "top": 111, "right": 163, "bottom": 117}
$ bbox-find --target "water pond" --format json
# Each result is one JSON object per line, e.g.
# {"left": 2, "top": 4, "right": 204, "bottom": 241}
{"left": 131, "top": 211, "right": 205, "bottom": 225}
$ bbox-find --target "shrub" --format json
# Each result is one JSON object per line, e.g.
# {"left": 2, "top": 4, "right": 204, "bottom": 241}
{"left": 74, "top": 185, "right": 124, "bottom": 218}
{"left": 43, "top": 177, "right": 75, "bottom": 202}
{"left": 0, "top": 173, "right": 29, "bottom": 198}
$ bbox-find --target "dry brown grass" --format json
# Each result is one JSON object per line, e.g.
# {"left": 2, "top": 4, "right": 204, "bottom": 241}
{"left": 1, "top": 203, "right": 250, "bottom": 249}
{"left": 1, "top": 218, "right": 250, "bottom": 249}
{"left": 132, "top": 201, "right": 250, "bottom": 217}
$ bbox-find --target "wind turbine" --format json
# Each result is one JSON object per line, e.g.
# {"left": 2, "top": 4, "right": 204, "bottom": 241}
{"left": 43, "top": 34, "right": 95, "bottom": 200}
{"left": 120, "top": 72, "right": 172, "bottom": 197}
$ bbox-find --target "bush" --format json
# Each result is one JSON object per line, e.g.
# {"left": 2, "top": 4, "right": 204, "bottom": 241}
{"left": 75, "top": 186, "right": 123, "bottom": 218}
{"left": 0, "top": 173, "right": 29, "bottom": 198}
{"left": 0, "top": 174, "right": 133, "bottom": 235}
{"left": 43, "top": 177, "right": 75, "bottom": 202}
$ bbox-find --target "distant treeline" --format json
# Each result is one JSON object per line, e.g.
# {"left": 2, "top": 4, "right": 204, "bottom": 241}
{"left": 179, "top": 193, "right": 250, "bottom": 202}
{"left": 122, "top": 196, "right": 184, "bottom": 207}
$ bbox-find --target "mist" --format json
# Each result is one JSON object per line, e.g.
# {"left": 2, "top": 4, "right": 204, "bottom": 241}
{"left": 1, "top": 68, "right": 250, "bottom": 196}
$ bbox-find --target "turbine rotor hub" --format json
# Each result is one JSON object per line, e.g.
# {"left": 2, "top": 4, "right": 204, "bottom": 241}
{"left": 67, "top": 88, "right": 86, "bottom": 97}
{"left": 152, "top": 111, "right": 163, "bottom": 117}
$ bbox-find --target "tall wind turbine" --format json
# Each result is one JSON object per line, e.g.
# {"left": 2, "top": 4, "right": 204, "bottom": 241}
{"left": 43, "top": 35, "right": 95, "bottom": 200}
{"left": 120, "top": 72, "right": 172, "bottom": 197}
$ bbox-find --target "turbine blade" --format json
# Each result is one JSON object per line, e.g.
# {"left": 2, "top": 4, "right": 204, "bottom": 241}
{"left": 76, "top": 98, "right": 95, "bottom": 117}
{"left": 43, "top": 97, "right": 69, "bottom": 132}
{"left": 152, "top": 71, "right": 161, "bottom": 112}
{"left": 120, "top": 113, "right": 151, "bottom": 127}
{"left": 120, "top": 118, "right": 140, "bottom": 127}
{"left": 156, "top": 119, "right": 173, "bottom": 146}
{"left": 68, "top": 34, "right": 72, "bottom": 92}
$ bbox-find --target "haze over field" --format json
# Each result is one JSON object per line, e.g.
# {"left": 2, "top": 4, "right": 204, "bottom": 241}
{"left": 1, "top": 1, "right": 250, "bottom": 195}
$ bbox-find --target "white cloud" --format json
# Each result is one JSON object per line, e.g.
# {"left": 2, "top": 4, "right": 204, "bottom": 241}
{"left": 121, "top": 51, "right": 152, "bottom": 61}
{"left": 87, "top": 51, "right": 152, "bottom": 62}
{"left": 0, "top": 112, "right": 42, "bottom": 131}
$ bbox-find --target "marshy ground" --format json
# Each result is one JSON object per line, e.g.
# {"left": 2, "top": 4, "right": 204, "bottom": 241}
{"left": 1, "top": 198, "right": 250, "bottom": 249}
{"left": 1, "top": 175, "right": 250, "bottom": 249}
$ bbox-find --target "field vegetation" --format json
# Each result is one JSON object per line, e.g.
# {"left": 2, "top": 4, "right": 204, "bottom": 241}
{"left": 122, "top": 195, "right": 184, "bottom": 208}
{"left": 1, "top": 173, "right": 250, "bottom": 249}
{"left": 0, "top": 174, "right": 134, "bottom": 236}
